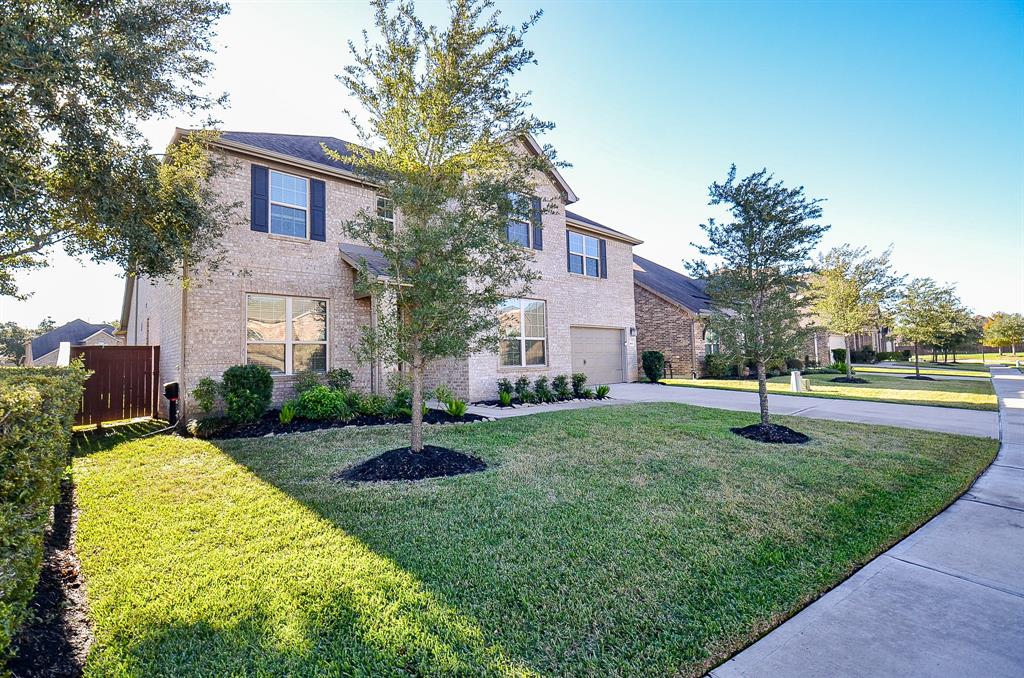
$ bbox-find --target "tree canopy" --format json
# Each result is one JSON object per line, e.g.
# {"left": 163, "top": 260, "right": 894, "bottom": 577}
{"left": 688, "top": 166, "right": 829, "bottom": 430}
{"left": 335, "top": 0, "right": 557, "bottom": 452}
{"left": 983, "top": 312, "right": 1024, "bottom": 353}
{"left": 1, "top": 0, "right": 233, "bottom": 297}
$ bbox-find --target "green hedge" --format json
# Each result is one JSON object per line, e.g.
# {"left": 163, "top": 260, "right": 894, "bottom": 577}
{"left": 0, "top": 365, "right": 88, "bottom": 660}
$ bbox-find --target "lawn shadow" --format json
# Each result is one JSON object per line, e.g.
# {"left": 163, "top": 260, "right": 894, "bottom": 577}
{"left": 71, "top": 419, "right": 169, "bottom": 457}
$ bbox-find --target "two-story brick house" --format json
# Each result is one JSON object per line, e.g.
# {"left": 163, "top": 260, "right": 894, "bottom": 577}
{"left": 121, "top": 130, "right": 642, "bottom": 416}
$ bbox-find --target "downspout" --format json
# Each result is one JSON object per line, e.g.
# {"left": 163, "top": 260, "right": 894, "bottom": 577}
{"left": 691, "top": 313, "right": 699, "bottom": 379}
{"left": 178, "top": 259, "right": 189, "bottom": 427}
{"left": 370, "top": 293, "right": 380, "bottom": 394}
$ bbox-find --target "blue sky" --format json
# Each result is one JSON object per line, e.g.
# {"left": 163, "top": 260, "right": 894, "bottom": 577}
{"left": 3, "top": 0, "right": 1021, "bottom": 327}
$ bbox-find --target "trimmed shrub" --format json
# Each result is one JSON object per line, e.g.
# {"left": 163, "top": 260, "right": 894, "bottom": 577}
{"left": 785, "top": 357, "right": 804, "bottom": 371}
{"left": 766, "top": 358, "right": 787, "bottom": 377}
{"left": 641, "top": 351, "right": 665, "bottom": 382}
{"left": 433, "top": 384, "right": 455, "bottom": 407}
{"left": 186, "top": 416, "right": 231, "bottom": 439}
{"left": 221, "top": 364, "right": 273, "bottom": 423}
{"left": 571, "top": 373, "right": 588, "bottom": 398}
{"left": 831, "top": 348, "right": 847, "bottom": 364}
{"left": 831, "top": 361, "right": 849, "bottom": 373}
{"left": 293, "top": 369, "right": 323, "bottom": 395}
{"left": 326, "top": 368, "right": 354, "bottom": 392}
{"left": 850, "top": 348, "right": 876, "bottom": 364}
{"left": 296, "top": 385, "right": 352, "bottom": 421}
{"left": 533, "top": 376, "right": 554, "bottom": 403}
{"left": 358, "top": 394, "right": 390, "bottom": 418}
{"left": 1, "top": 365, "right": 88, "bottom": 660}
{"left": 552, "top": 375, "right": 572, "bottom": 401}
{"left": 191, "top": 377, "right": 220, "bottom": 414}
{"left": 595, "top": 384, "right": 610, "bottom": 398}
{"left": 579, "top": 387, "right": 595, "bottom": 399}
{"left": 498, "top": 391, "right": 513, "bottom": 407}
{"left": 703, "top": 354, "right": 733, "bottom": 379}
{"left": 496, "top": 378, "right": 513, "bottom": 396}
{"left": 513, "top": 376, "right": 532, "bottom": 403}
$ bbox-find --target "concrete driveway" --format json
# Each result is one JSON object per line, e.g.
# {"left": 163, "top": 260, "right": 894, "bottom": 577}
{"left": 708, "top": 366, "right": 1024, "bottom": 678}
{"left": 607, "top": 382, "right": 998, "bottom": 438}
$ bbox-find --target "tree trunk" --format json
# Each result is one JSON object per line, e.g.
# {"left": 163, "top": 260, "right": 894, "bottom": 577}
{"left": 844, "top": 335, "right": 852, "bottom": 380}
{"left": 410, "top": 347, "right": 424, "bottom": 453}
{"left": 914, "top": 342, "right": 920, "bottom": 378}
{"left": 757, "top": 360, "right": 770, "bottom": 427}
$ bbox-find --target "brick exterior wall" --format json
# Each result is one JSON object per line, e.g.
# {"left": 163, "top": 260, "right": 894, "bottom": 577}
{"left": 127, "top": 140, "right": 640, "bottom": 413}
{"left": 633, "top": 284, "right": 703, "bottom": 378}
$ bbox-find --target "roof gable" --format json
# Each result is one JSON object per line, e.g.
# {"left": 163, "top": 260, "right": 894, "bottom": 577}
{"left": 31, "top": 319, "right": 116, "bottom": 359}
{"left": 632, "top": 255, "right": 712, "bottom": 314}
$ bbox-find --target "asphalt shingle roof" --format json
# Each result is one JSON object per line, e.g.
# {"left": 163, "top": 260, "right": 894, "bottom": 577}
{"left": 338, "top": 243, "right": 393, "bottom": 279}
{"left": 565, "top": 210, "right": 641, "bottom": 243}
{"left": 220, "top": 131, "right": 359, "bottom": 173}
{"left": 31, "top": 319, "right": 116, "bottom": 359}
{"left": 632, "top": 254, "right": 712, "bottom": 314}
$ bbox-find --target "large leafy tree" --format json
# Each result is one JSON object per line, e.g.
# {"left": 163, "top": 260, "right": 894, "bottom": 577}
{"left": 1, "top": 0, "right": 232, "bottom": 297}
{"left": 892, "top": 277, "right": 951, "bottom": 377}
{"left": 688, "top": 166, "right": 829, "bottom": 432}
{"left": 809, "top": 244, "right": 903, "bottom": 379}
{"left": 335, "top": 0, "right": 557, "bottom": 453}
{"left": 983, "top": 312, "right": 1024, "bottom": 355}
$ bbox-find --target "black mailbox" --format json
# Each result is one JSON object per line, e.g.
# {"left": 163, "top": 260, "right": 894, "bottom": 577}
{"left": 163, "top": 381, "right": 179, "bottom": 425}
{"left": 164, "top": 382, "right": 179, "bottom": 400}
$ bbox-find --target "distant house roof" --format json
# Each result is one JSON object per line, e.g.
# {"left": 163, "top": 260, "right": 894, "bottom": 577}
{"left": 31, "top": 320, "right": 116, "bottom": 359}
{"left": 218, "top": 131, "right": 359, "bottom": 174}
{"left": 565, "top": 210, "right": 643, "bottom": 245}
{"left": 632, "top": 255, "right": 712, "bottom": 314}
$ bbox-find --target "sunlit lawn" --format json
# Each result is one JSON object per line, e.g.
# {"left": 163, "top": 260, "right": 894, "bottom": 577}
{"left": 73, "top": 404, "right": 996, "bottom": 677}
{"left": 663, "top": 372, "right": 997, "bottom": 411}
{"left": 851, "top": 365, "right": 990, "bottom": 379}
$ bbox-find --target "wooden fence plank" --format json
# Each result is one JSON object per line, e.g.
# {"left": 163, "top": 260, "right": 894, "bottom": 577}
{"left": 73, "top": 346, "right": 160, "bottom": 425}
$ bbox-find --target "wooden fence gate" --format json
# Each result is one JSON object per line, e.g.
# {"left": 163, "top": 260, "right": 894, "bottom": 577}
{"left": 72, "top": 345, "right": 160, "bottom": 425}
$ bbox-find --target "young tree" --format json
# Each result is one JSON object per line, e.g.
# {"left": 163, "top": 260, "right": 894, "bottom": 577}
{"left": 688, "top": 166, "right": 829, "bottom": 433}
{"left": 1004, "top": 313, "right": 1024, "bottom": 354}
{"left": 892, "top": 278, "right": 948, "bottom": 377}
{"left": 1, "top": 0, "right": 232, "bottom": 297}
{"left": 336, "top": 0, "right": 557, "bottom": 453}
{"left": 809, "top": 244, "right": 903, "bottom": 379}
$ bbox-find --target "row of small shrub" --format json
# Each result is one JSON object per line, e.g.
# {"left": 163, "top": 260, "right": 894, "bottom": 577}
{"left": 0, "top": 365, "right": 89, "bottom": 661}
{"left": 703, "top": 355, "right": 802, "bottom": 379}
{"left": 876, "top": 350, "right": 912, "bottom": 362}
{"left": 496, "top": 373, "right": 608, "bottom": 405}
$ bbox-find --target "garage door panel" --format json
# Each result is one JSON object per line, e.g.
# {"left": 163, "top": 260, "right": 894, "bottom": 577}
{"left": 570, "top": 327, "right": 624, "bottom": 385}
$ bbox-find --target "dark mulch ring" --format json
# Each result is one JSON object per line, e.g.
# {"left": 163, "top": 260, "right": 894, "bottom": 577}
{"left": 904, "top": 375, "right": 937, "bottom": 381}
{"left": 333, "top": 445, "right": 487, "bottom": 482}
{"left": 204, "top": 409, "right": 489, "bottom": 440}
{"left": 830, "top": 376, "right": 870, "bottom": 384}
{"left": 6, "top": 480, "right": 92, "bottom": 678}
{"left": 731, "top": 423, "right": 810, "bottom": 444}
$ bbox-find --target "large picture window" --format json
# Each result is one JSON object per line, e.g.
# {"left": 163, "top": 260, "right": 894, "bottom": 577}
{"left": 270, "top": 170, "right": 308, "bottom": 238}
{"left": 246, "top": 294, "right": 327, "bottom": 374}
{"left": 498, "top": 298, "right": 546, "bottom": 367}
{"left": 568, "top": 231, "right": 601, "bottom": 277}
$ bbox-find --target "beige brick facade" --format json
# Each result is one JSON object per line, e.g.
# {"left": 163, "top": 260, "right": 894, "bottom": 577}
{"left": 126, "top": 137, "right": 640, "bottom": 414}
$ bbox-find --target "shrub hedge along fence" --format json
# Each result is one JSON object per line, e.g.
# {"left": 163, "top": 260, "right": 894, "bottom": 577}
{"left": 0, "top": 365, "right": 88, "bottom": 661}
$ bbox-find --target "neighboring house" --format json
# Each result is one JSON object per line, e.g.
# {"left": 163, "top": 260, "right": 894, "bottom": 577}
{"left": 632, "top": 255, "right": 830, "bottom": 377}
{"left": 122, "top": 129, "right": 642, "bottom": 416}
{"left": 25, "top": 319, "right": 121, "bottom": 366}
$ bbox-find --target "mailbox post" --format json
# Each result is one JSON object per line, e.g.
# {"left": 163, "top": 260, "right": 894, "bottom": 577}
{"left": 163, "top": 382, "right": 179, "bottom": 425}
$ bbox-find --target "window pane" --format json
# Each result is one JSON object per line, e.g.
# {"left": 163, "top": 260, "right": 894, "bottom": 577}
{"left": 270, "top": 171, "right": 307, "bottom": 207}
{"left": 499, "top": 339, "right": 521, "bottom": 367}
{"left": 568, "top": 232, "right": 585, "bottom": 254}
{"left": 524, "top": 339, "right": 545, "bottom": 366}
{"left": 523, "top": 300, "right": 545, "bottom": 338}
{"left": 247, "top": 344, "right": 285, "bottom": 373}
{"left": 507, "top": 221, "right": 530, "bottom": 247}
{"left": 271, "top": 204, "right": 307, "bottom": 238}
{"left": 377, "top": 196, "right": 394, "bottom": 222}
{"left": 247, "top": 295, "right": 286, "bottom": 341}
{"left": 498, "top": 299, "right": 522, "bottom": 337}
{"left": 585, "top": 257, "right": 599, "bottom": 277}
{"left": 292, "top": 298, "right": 327, "bottom": 341}
{"left": 584, "top": 235, "right": 599, "bottom": 257}
{"left": 569, "top": 253, "right": 584, "bottom": 274}
{"left": 293, "top": 344, "right": 327, "bottom": 373}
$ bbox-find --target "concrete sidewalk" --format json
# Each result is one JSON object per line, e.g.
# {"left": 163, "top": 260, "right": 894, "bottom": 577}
{"left": 708, "top": 366, "right": 1024, "bottom": 678}
{"left": 467, "top": 382, "right": 997, "bottom": 438}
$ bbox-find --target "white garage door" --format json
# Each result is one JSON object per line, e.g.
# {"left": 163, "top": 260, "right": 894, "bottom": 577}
{"left": 570, "top": 327, "right": 625, "bottom": 385}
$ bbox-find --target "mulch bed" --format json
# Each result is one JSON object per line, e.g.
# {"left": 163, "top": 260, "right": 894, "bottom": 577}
{"left": 6, "top": 480, "right": 92, "bottom": 678}
{"left": 731, "top": 423, "right": 810, "bottom": 444}
{"left": 204, "top": 409, "right": 489, "bottom": 440}
{"left": 471, "top": 396, "right": 606, "bottom": 408}
{"left": 830, "top": 377, "right": 870, "bottom": 384}
{"left": 904, "top": 375, "right": 936, "bottom": 381}
{"left": 333, "top": 445, "right": 487, "bottom": 482}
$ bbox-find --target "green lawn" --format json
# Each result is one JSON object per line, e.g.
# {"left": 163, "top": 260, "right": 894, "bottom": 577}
{"left": 852, "top": 365, "right": 990, "bottom": 379}
{"left": 73, "top": 404, "right": 996, "bottom": 677}
{"left": 663, "top": 373, "right": 997, "bottom": 411}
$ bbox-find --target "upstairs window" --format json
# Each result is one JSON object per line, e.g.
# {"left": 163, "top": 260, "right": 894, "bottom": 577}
{"left": 498, "top": 298, "right": 547, "bottom": 367}
{"left": 506, "top": 193, "right": 532, "bottom": 247}
{"left": 246, "top": 294, "right": 327, "bottom": 374}
{"left": 270, "top": 170, "right": 308, "bottom": 238}
{"left": 376, "top": 195, "right": 394, "bottom": 227}
{"left": 568, "top": 231, "right": 601, "bottom": 277}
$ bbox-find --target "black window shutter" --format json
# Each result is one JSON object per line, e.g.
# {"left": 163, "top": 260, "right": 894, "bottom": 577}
{"left": 530, "top": 196, "right": 542, "bottom": 250}
{"left": 599, "top": 238, "right": 608, "bottom": 278}
{"left": 310, "top": 179, "right": 326, "bottom": 241}
{"left": 566, "top": 230, "right": 572, "bottom": 272}
{"left": 250, "top": 164, "right": 269, "bottom": 232}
